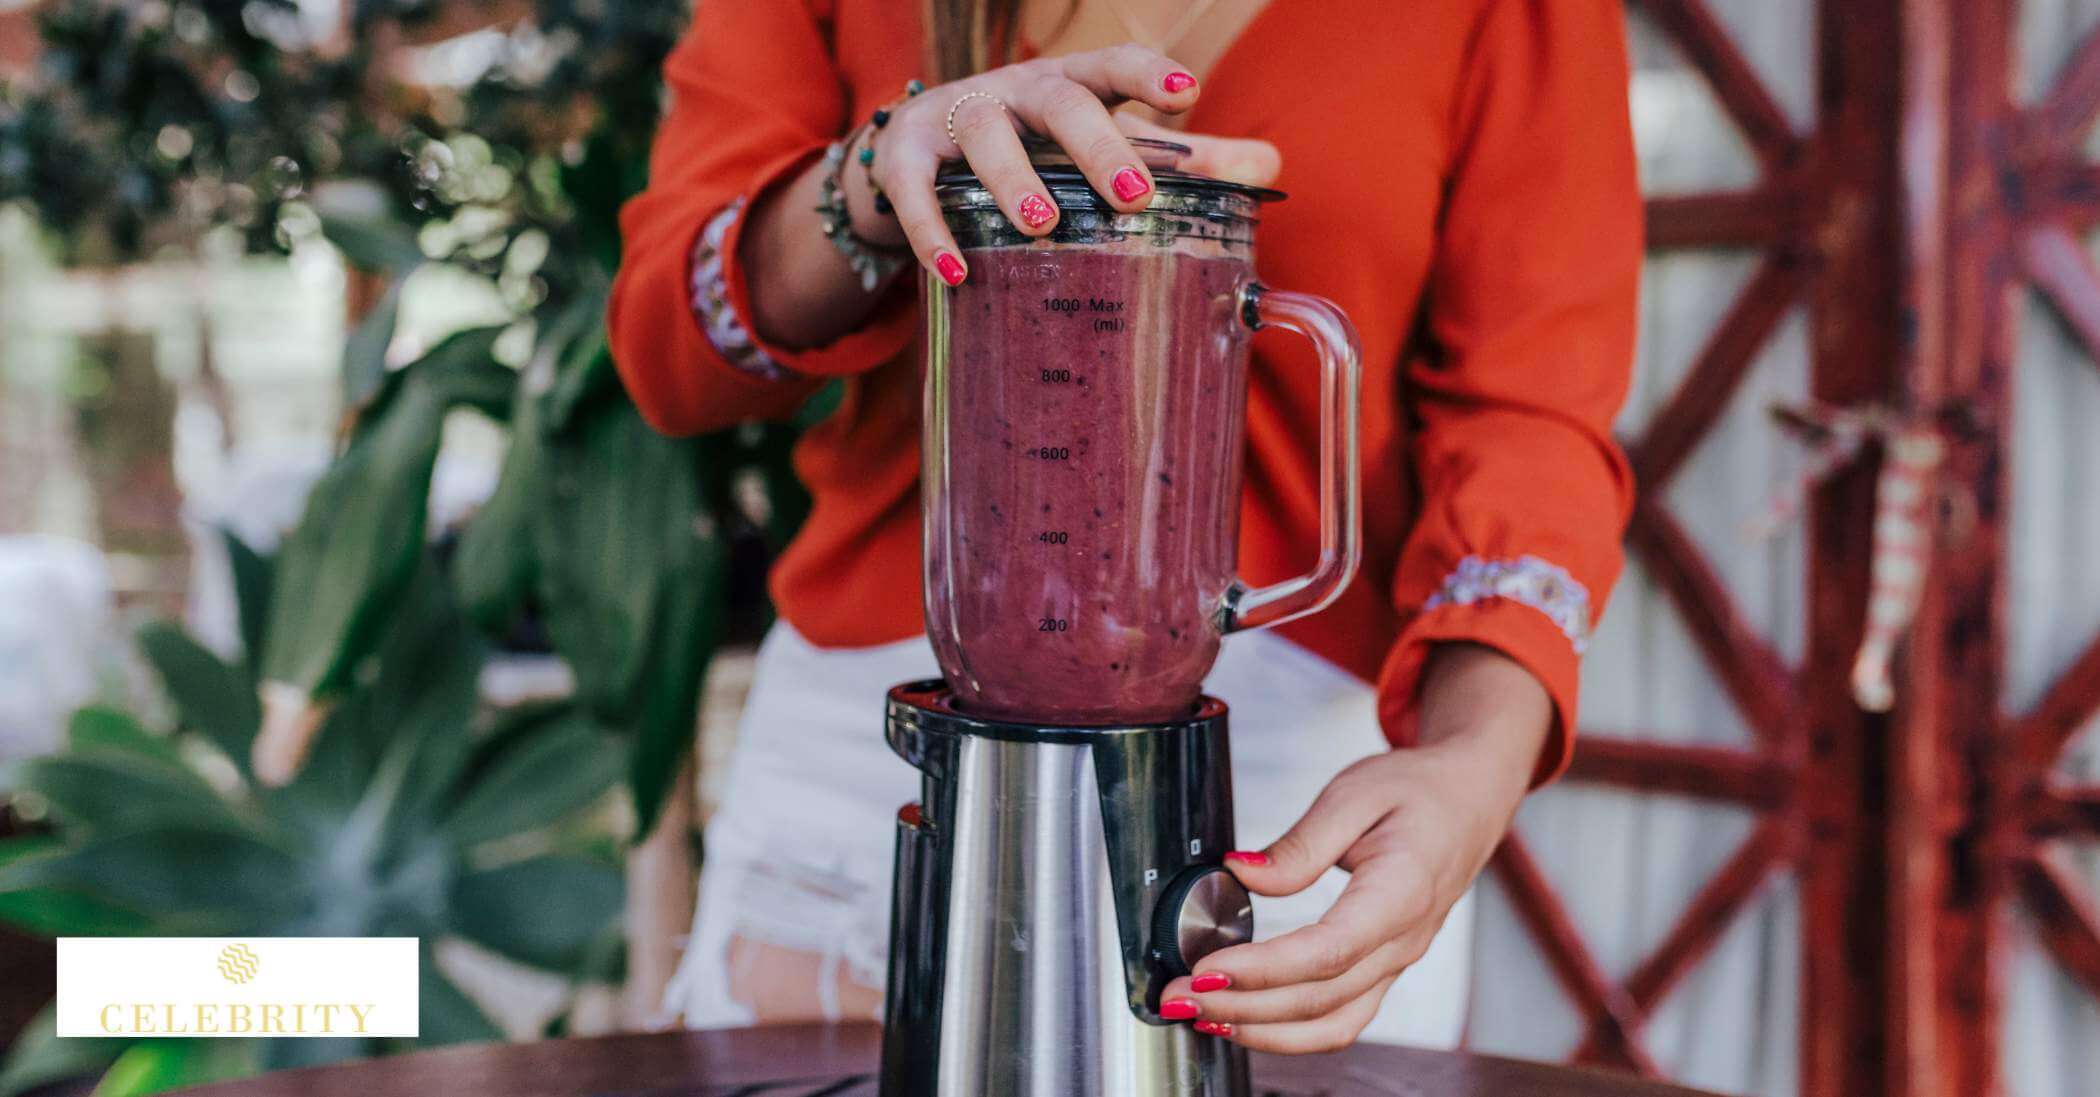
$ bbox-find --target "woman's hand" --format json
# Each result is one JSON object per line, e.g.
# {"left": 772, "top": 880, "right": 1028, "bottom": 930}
{"left": 845, "top": 44, "right": 1280, "bottom": 284}
{"left": 1157, "top": 643, "right": 1553, "bottom": 1053}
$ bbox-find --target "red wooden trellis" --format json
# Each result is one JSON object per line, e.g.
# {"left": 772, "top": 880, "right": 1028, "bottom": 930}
{"left": 1490, "top": 3, "right": 1898, "bottom": 1096}
{"left": 1502, "top": 3, "right": 2100, "bottom": 1096}
{"left": 1905, "top": 1, "right": 2100, "bottom": 1095}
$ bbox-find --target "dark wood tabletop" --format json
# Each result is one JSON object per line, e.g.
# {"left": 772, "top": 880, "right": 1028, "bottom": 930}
{"left": 167, "top": 1023, "right": 1724, "bottom": 1097}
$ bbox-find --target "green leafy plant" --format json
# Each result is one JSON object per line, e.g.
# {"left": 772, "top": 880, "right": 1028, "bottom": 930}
{"left": 5, "top": 0, "right": 817, "bottom": 828}
{"left": 0, "top": 539, "right": 623, "bottom": 1096}
{"left": 1, "top": 3, "right": 826, "bottom": 1087}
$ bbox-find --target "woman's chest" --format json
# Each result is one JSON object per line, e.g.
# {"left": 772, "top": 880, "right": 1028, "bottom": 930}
{"left": 833, "top": 0, "right": 1475, "bottom": 343}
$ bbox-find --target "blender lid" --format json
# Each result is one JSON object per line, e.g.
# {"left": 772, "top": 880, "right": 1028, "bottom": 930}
{"left": 937, "top": 135, "right": 1287, "bottom": 204}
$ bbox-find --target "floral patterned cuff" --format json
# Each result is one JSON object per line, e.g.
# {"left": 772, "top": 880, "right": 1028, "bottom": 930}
{"left": 690, "top": 198, "right": 792, "bottom": 382}
{"left": 1423, "top": 555, "right": 1592, "bottom": 655}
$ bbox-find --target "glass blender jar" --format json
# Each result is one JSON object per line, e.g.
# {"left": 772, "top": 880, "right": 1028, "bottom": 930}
{"left": 922, "top": 139, "right": 1363, "bottom": 725}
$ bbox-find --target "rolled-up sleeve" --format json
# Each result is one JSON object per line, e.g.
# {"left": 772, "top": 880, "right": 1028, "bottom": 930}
{"left": 608, "top": 0, "right": 917, "bottom": 437}
{"left": 1375, "top": 0, "right": 1642, "bottom": 785}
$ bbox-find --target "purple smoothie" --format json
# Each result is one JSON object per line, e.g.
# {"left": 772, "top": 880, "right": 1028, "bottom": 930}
{"left": 924, "top": 243, "right": 1253, "bottom": 725}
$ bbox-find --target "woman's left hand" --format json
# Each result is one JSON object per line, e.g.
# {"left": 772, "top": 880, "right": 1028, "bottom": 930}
{"left": 1157, "top": 643, "right": 1554, "bottom": 1053}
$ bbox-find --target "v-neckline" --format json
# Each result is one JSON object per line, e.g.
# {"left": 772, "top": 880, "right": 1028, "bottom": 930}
{"left": 1178, "top": 0, "right": 1289, "bottom": 131}
{"left": 1017, "top": 0, "right": 1294, "bottom": 131}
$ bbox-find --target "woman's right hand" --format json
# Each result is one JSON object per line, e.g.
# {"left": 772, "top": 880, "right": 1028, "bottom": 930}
{"left": 844, "top": 44, "right": 1281, "bottom": 286}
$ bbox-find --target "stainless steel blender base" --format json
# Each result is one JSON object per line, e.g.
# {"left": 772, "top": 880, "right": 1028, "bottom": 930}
{"left": 880, "top": 682, "right": 1254, "bottom": 1097}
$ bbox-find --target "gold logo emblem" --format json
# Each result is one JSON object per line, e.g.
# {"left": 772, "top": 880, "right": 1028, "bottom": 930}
{"left": 216, "top": 943, "right": 260, "bottom": 985}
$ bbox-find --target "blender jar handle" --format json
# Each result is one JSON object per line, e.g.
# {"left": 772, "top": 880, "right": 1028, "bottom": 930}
{"left": 1219, "top": 283, "right": 1364, "bottom": 635}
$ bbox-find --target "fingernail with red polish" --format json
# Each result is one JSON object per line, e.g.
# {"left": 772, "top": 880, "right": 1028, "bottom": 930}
{"left": 1018, "top": 193, "right": 1056, "bottom": 229}
{"left": 1194, "top": 1020, "right": 1235, "bottom": 1037}
{"left": 1112, "top": 167, "right": 1151, "bottom": 203}
{"left": 1190, "top": 972, "right": 1232, "bottom": 993}
{"left": 936, "top": 251, "right": 966, "bottom": 286}
{"left": 1163, "top": 71, "right": 1197, "bottom": 93}
{"left": 1159, "top": 998, "right": 1200, "bottom": 1021}
{"left": 1223, "top": 850, "right": 1271, "bottom": 867}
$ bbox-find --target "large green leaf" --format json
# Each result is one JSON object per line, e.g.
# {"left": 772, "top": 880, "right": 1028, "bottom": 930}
{"left": 531, "top": 402, "right": 724, "bottom": 837}
{"left": 534, "top": 404, "right": 699, "bottom": 719}
{"left": 90, "top": 1040, "right": 255, "bottom": 1097}
{"left": 0, "top": 838, "right": 151, "bottom": 936}
{"left": 440, "top": 712, "right": 619, "bottom": 848}
{"left": 0, "top": 828, "right": 307, "bottom": 931}
{"left": 340, "top": 275, "right": 405, "bottom": 415}
{"left": 65, "top": 707, "right": 183, "bottom": 771}
{"left": 624, "top": 527, "right": 726, "bottom": 840}
{"left": 452, "top": 380, "right": 546, "bottom": 634}
{"left": 260, "top": 372, "right": 450, "bottom": 698}
{"left": 5, "top": 755, "right": 239, "bottom": 835}
{"left": 417, "top": 953, "right": 503, "bottom": 1047}
{"left": 136, "top": 622, "right": 260, "bottom": 768}
{"left": 451, "top": 854, "right": 622, "bottom": 972}
{"left": 538, "top": 286, "right": 615, "bottom": 435}
{"left": 0, "top": 1007, "right": 129, "bottom": 1097}
{"left": 222, "top": 530, "right": 273, "bottom": 669}
{"left": 319, "top": 210, "right": 425, "bottom": 273}
{"left": 412, "top": 325, "right": 515, "bottom": 422}
{"left": 279, "top": 562, "right": 482, "bottom": 841}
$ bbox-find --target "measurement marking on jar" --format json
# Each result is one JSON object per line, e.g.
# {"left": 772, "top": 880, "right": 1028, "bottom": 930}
{"left": 1036, "top": 531, "right": 1069, "bottom": 545}
{"left": 1023, "top": 446, "right": 1072, "bottom": 461}
{"left": 1039, "top": 368, "right": 1073, "bottom": 384}
{"left": 1092, "top": 317, "right": 1124, "bottom": 334}
{"left": 1037, "top": 617, "right": 1070, "bottom": 633}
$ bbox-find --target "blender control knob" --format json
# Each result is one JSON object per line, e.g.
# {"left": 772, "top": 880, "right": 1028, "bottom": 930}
{"left": 1152, "top": 865, "right": 1254, "bottom": 977}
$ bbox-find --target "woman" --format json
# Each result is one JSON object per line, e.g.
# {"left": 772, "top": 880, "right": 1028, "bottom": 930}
{"left": 609, "top": 0, "right": 1640, "bottom": 1054}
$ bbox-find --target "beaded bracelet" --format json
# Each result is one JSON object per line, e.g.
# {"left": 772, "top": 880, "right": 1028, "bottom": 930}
{"left": 815, "top": 79, "right": 922, "bottom": 291}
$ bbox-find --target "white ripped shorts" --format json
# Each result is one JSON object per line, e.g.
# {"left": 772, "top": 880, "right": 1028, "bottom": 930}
{"left": 666, "top": 620, "right": 1475, "bottom": 1048}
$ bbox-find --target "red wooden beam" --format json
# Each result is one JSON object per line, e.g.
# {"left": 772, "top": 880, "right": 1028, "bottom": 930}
{"left": 2019, "top": 159, "right": 2100, "bottom": 231}
{"left": 1488, "top": 836, "right": 1661, "bottom": 1076}
{"left": 2015, "top": 849, "right": 2100, "bottom": 1005}
{"left": 2031, "top": 783, "right": 2100, "bottom": 839}
{"left": 1627, "top": 0, "right": 1801, "bottom": 170}
{"left": 2033, "top": 20, "right": 2100, "bottom": 146}
{"left": 2003, "top": 619, "right": 2100, "bottom": 777}
{"left": 1571, "top": 817, "right": 1795, "bottom": 1062}
{"left": 2015, "top": 221, "right": 2100, "bottom": 376}
{"left": 1646, "top": 189, "right": 1797, "bottom": 251}
{"left": 1627, "top": 255, "right": 1809, "bottom": 492}
{"left": 1626, "top": 503, "right": 1804, "bottom": 750}
{"left": 1566, "top": 735, "right": 1797, "bottom": 809}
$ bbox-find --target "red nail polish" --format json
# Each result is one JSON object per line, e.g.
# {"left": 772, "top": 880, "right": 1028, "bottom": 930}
{"left": 1159, "top": 998, "right": 1200, "bottom": 1021}
{"left": 1163, "top": 71, "right": 1197, "bottom": 93}
{"left": 1018, "top": 194, "right": 1056, "bottom": 229}
{"left": 1190, "top": 972, "right": 1231, "bottom": 993}
{"left": 1223, "top": 850, "right": 1270, "bottom": 867}
{"left": 1111, "top": 167, "right": 1151, "bottom": 203}
{"left": 1194, "top": 1020, "right": 1235, "bottom": 1037}
{"left": 936, "top": 251, "right": 966, "bottom": 286}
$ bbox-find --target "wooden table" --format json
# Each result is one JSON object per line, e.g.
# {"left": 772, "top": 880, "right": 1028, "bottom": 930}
{"left": 170, "top": 1023, "right": 1724, "bottom": 1097}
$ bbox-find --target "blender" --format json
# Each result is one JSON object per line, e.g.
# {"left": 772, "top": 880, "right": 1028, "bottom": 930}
{"left": 881, "top": 140, "right": 1363, "bottom": 1097}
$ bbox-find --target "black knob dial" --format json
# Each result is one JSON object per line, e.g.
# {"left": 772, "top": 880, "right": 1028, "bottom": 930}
{"left": 1152, "top": 865, "right": 1255, "bottom": 977}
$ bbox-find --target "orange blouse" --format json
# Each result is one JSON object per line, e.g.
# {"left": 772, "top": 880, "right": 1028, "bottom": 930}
{"left": 608, "top": 0, "right": 1642, "bottom": 782}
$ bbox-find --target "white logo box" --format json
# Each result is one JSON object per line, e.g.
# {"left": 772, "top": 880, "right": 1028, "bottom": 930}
{"left": 57, "top": 937, "right": 419, "bottom": 1038}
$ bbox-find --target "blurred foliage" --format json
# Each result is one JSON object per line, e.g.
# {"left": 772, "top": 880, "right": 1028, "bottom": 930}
{"left": 0, "top": 0, "right": 832, "bottom": 1090}
{"left": 2, "top": 0, "right": 818, "bottom": 834}
{"left": 0, "top": 536, "right": 624, "bottom": 1096}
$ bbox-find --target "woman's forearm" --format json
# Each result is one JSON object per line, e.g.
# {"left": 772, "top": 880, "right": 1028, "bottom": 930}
{"left": 1413, "top": 642, "right": 1553, "bottom": 804}
{"left": 737, "top": 155, "right": 901, "bottom": 352}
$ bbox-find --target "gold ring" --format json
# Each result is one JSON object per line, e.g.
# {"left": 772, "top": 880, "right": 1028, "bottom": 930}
{"left": 945, "top": 91, "right": 1010, "bottom": 147}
